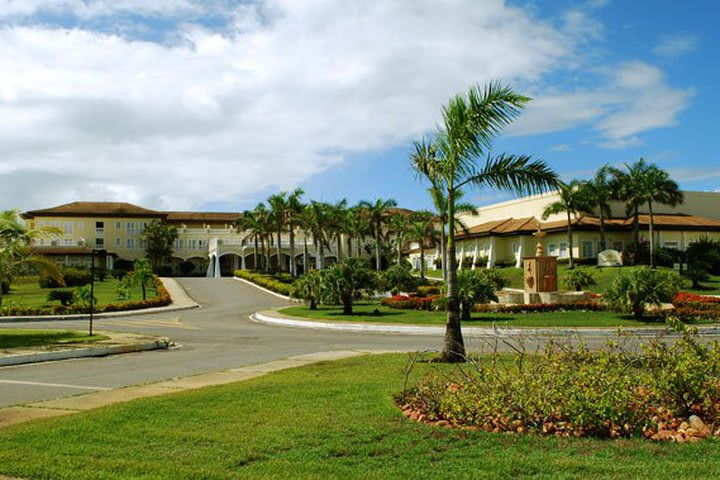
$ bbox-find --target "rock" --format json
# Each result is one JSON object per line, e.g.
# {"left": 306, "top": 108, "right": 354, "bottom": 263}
{"left": 688, "top": 415, "right": 707, "bottom": 432}
{"left": 687, "top": 436, "right": 702, "bottom": 443}
{"left": 672, "top": 433, "right": 687, "bottom": 443}
{"left": 436, "top": 420, "right": 450, "bottom": 427}
{"left": 651, "top": 430, "right": 674, "bottom": 442}
{"left": 679, "top": 422, "right": 690, "bottom": 432}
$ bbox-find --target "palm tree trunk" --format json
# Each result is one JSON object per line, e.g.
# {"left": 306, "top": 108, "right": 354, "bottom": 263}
{"left": 440, "top": 222, "right": 447, "bottom": 281}
{"left": 357, "top": 236, "right": 362, "bottom": 257}
{"left": 276, "top": 228, "right": 282, "bottom": 272}
{"left": 254, "top": 237, "right": 259, "bottom": 271}
{"left": 346, "top": 236, "right": 353, "bottom": 258}
{"left": 337, "top": 235, "right": 343, "bottom": 262}
{"left": 567, "top": 211, "right": 575, "bottom": 269}
{"left": 599, "top": 210, "right": 607, "bottom": 251}
{"left": 632, "top": 205, "right": 640, "bottom": 249}
{"left": 420, "top": 243, "right": 426, "bottom": 280}
{"left": 442, "top": 186, "right": 465, "bottom": 363}
{"left": 649, "top": 201, "right": 655, "bottom": 268}
{"left": 303, "top": 237, "right": 309, "bottom": 273}
{"left": 397, "top": 237, "right": 403, "bottom": 265}
{"left": 319, "top": 240, "right": 325, "bottom": 270}
{"left": 289, "top": 224, "right": 296, "bottom": 277}
{"left": 375, "top": 225, "right": 382, "bottom": 271}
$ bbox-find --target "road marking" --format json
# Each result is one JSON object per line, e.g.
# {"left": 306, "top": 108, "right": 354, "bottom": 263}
{"left": 0, "top": 379, "right": 111, "bottom": 391}
{"left": 102, "top": 317, "right": 200, "bottom": 330}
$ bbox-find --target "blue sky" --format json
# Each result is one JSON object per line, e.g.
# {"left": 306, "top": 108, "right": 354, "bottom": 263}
{"left": 0, "top": 0, "right": 717, "bottom": 212}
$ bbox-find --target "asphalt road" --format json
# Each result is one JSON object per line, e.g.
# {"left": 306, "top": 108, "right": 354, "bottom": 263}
{"left": 0, "top": 278, "right": 446, "bottom": 407}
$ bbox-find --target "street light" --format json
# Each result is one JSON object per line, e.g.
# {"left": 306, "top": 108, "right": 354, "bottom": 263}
{"left": 89, "top": 248, "right": 97, "bottom": 336}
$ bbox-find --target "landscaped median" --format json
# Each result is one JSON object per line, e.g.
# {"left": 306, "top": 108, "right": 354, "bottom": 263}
{"left": 0, "top": 353, "right": 718, "bottom": 479}
{"left": 0, "top": 329, "right": 170, "bottom": 367}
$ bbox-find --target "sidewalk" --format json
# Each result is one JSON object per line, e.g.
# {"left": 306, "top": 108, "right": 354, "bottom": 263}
{"left": 252, "top": 309, "right": 720, "bottom": 338}
{"left": 0, "top": 278, "right": 199, "bottom": 323}
{"left": 0, "top": 331, "right": 170, "bottom": 367}
{"left": 0, "top": 350, "right": 387, "bottom": 429}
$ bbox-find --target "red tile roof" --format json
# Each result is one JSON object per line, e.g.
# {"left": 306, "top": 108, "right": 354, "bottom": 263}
{"left": 23, "top": 202, "right": 164, "bottom": 219}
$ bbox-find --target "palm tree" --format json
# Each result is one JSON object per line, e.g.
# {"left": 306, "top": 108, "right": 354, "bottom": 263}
{"left": 301, "top": 201, "right": 332, "bottom": 270}
{"left": 0, "top": 210, "right": 63, "bottom": 306}
{"left": 428, "top": 185, "right": 478, "bottom": 277}
{"left": 388, "top": 212, "right": 413, "bottom": 265}
{"left": 286, "top": 189, "right": 304, "bottom": 277}
{"left": 610, "top": 159, "right": 652, "bottom": 252}
{"left": 542, "top": 180, "right": 589, "bottom": 270}
{"left": 237, "top": 207, "right": 264, "bottom": 271}
{"left": 580, "top": 164, "right": 613, "bottom": 251}
{"left": 640, "top": 165, "right": 684, "bottom": 267}
{"left": 412, "top": 82, "right": 558, "bottom": 363}
{"left": 268, "top": 192, "right": 288, "bottom": 272}
{"left": 406, "top": 210, "right": 437, "bottom": 280}
{"left": 346, "top": 206, "right": 369, "bottom": 258}
{"left": 357, "top": 198, "right": 398, "bottom": 271}
{"left": 327, "top": 200, "right": 348, "bottom": 262}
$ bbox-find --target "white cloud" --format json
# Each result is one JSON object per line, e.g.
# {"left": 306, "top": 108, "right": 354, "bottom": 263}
{"left": 0, "top": 0, "right": 581, "bottom": 210}
{"left": 549, "top": 144, "right": 572, "bottom": 152}
{"left": 653, "top": 34, "right": 698, "bottom": 58}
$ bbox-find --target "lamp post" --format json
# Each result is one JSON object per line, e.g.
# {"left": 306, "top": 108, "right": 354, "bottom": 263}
{"left": 89, "top": 249, "right": 96, "bottom": 336}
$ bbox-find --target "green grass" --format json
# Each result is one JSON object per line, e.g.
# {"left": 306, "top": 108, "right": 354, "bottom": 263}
{"left": 0, "top": 329, "right": 109, "bottom": 349}
{"left": 419, "top": 265, "right": 720, "bottom": 294}
{"left": 0, "top": 354, "right": 718, "bottom": 479}
{"left": 279, "top": 302, "right": 709, "bottom": 327}
{"left": 3, "top": 277, "right": 158, "bottom": 308}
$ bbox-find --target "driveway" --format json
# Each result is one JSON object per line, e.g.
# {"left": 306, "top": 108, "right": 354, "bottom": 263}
{"left": 0, "top": 278, "right": 441, "bottom": 407}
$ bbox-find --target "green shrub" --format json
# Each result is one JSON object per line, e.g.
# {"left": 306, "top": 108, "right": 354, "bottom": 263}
{"left": 654, "top": 247, "right": 684, "bottom": 268}
{"left": 178, "top": 260, "right": 196, "bottom": 276}
{"left": 455, "top": 270, "right": 497, "bottom": 320}
{"left": 39, "top": 267, "right": 91, "bottom": 289}
{"left": 319, "top": 258, "right": 376, "bottom": 315}
{"left": 560, "top": 267, "right": 597, "bottom": 292}
{"left": 604, "top": 267, "right": 683, "bottom": 319}
{"left": 400, "top": 334, "right": 720, "bottom": 440}
{"left": 686, "top": 237, "right": 720, "bottom": 275}
{"left": 47, "top": 289, "right": 74, "bottom": 306}
{"left": 683, "top": 264, "right": 711, "bottom": 289}
{"left": 417, "top": 285, "right": 441, "bottom": 296}
{"left": 291, "top": 270, "right": 323, "bottom": 309}
{"left": 234, "top": 270, "right": 293, "bottom": 296}
{"left": 378, "top": 262, "right": 417, "bottom": 294}
{"left": 476, "top": 268, "right": 508, "bottom": 290}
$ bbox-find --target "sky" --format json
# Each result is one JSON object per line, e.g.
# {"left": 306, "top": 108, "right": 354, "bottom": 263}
{"left": 0, "top": 0, "right": 717, "bottom": 212}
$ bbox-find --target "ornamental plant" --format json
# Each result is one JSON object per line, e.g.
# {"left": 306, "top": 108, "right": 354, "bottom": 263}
{"left": 291, "top": 270, "right": 323, "bottom": 310}
{"left": 604, "top": 267, "right": 682, "bottom": 319}
{"left": 560, "top": 267, "right": 597, "bottom": 292}
{"left": 454, "top": 270, "right": 497, "bottom": 320}
{"left": 320, "top": 258, "right": 376, "bottom": 315}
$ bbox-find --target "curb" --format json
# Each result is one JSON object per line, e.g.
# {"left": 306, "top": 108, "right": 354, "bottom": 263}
{"left": 251, "top": 310, "right": 720, "bottom": 338}
{"left": 0, "top": 278, "right": 199, "bottom": 323}
{"left": 233, "top": 277, "right": 299, "bottom": 302}
{"left": 0, "top": 337, "right": 171, "bottom": 367}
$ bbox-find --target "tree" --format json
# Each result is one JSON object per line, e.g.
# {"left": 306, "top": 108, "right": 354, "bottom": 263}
{"left": 301, "top": 201, "right": 333, "bottom": 270}
{"left": 639, "top": 165, "right": 684, "bottom": 268}
{"left": 0, "top": 210, "right": 63, "bottom": 307}
{"left": 454, "top": 270, "right": 497, "bottom": 320}
{"left": 291, "top": 270, "right": 323, "bottom": 309}
{"left": 237, "top": 207, "right": 264, "bottom": 271}
{"left": 542, "top": 180, "right": 589, "bottom": 270}
{"left": 581, "top": 164, "right": 613, "bottom": 251}
{"left": 387, "top": 211, "right": 413, "bottom": 265}
{"left": 610, "top": 159, "right": 652, "bottom": 255}
{"left": 604, "top": 267, "right": 682, "bottom": 319}
{"left": 378, "top": 262, "right": 417, "bottom": 294}
{"left": 320, "top": 258, "right": 375, "bottom": 315}
{"left": 358, "top": 198, "right": 398, "bottom": 271}
{"left": 412, "top": 82, "right": 558, "bottom": 363}
{"left": 406, "top": 210, "right": 437, "bottom": 280}
{"left": 286, "top": 188, "right": 305, "bottom": 277}
{"left": 130, "top": 258, "right": 153, "bottom": 301}
{"left": 560, "top": 268, "right": 597, "bottom": 292}
{"left": 142, "top": 219, "right": 179, "bottom": 273}
{"left": 268, "top": 192, "right": 289, "bottom": 273}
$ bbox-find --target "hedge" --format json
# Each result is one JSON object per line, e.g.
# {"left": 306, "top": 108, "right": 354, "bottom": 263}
{"left": 234, "top": 270, "right": 293, "bottom": 296}
{"left": 0, "top": 276, "right": 171, "bottom": 317}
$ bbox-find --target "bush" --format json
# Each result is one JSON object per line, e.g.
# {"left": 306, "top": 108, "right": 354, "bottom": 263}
{"left": 111, "top": 269, "right": 128, "bottom": 280}
{"left": 476, "top": 268, "right": 508, "bottom": 290}
{"left": 560, "top": 267, "right": 597, "bottom": 292}
{"left": 686, "top": 237, "right": 720, "bottom": 275}
{"left": 47, "top": 289, "right": 74, "bottom": 306}
{"left": 683, "top": 264, "right": 711, "bottom": 289}
{"left": 381, "top": 294, "right": 437, "bottom": 311}
{"left": 114, "top": 259, "right": 135, "bottom": 272}
{"left": 320, "top": 259, "right": 376, "bottom": 315}
{"left": 1, "top": 281, "right": 8, "bottom": 295}
{"left": 95, "top": 267, "right": 108, "bottom": 282}
{"left": 179, "top": 260, "right": 196, "bottom": 276}
{"left": 654, "top": 247, "right": 684, "bottom": 268}
{"left": 378, "top": 263, "right": 417, "bottom": 294}
{"left": 291, "top": 270, "right": 323, "bottom": 309}
{"left": 39, "top": 267, "right": 91, "bottom": 289}
{"left": 234, "top": 270, "right": 293, "bottom": 296}
{"left": 473, "top": 302, "right": 606, "bottom": 314}
{"left": 455, "top": 270, "right": 498, "bottom": 320}
{"left": 623, "top": 241, "right": 650, "bottom": 266}
{"left": 604, "top": 267, "right": 683, "bottom": 319}
{"left": 474, "top": 255, "right": 489, "bottom": 268}
{"left": 417, "top": 285, "right": 441, "bottom": 296}
{"left": 399, "top": 334, "right": 720, "bottom": 440}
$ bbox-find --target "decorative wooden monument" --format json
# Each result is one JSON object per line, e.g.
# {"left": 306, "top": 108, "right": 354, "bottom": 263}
{"left": 523, "top": 230, "right": 558, "bottom": 302}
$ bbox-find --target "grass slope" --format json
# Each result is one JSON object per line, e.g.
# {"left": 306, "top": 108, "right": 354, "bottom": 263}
{"left": 4, "top": 277, "right": 158, "bottom": 308}
{"left": 0, "top": 354, "right": 718, "bottom": 479}
{"left": 0, "top": 329, "right": 108, "bottom": 349}
{"left": 419, "top": 265, "right": 720, "bottom": 294}
{"left": 279, "top": 302, "right": 707, "bottom": 327}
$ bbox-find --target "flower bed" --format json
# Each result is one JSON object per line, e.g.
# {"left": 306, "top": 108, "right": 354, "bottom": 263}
{"left": 380, "top": 294, "right": 437, "bottom": 311}
{"left": 381, "top": 294, "right": 605, "bottom": 314}
{"left": 399, "top": 336, "right": 720, "bottom": 442}
{"left": 234, "top": 270, "right": 293, "bottom": 296}
{"left": 671, "top": 292, "right": 720, "bottom": 321}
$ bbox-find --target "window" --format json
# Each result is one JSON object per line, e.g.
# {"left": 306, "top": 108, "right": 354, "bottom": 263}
{"left": 126, "top": 238, "right": 135, "bottom": 249}
{"left": 198, "top": 239, "right": 206, "bottom": 249}
{"left": 95, "top": 237, "right": 104, "bottom": 248}
{"left": 115, "top": 222, "right": 121, "bottom": 230}
{"left": 664, "top": 241, "right": 679, "bottom": 250}
{"left": 548, "top": 243, "right": 557, "bottom": 256}
{"left": 115, "top": 238, "right": 121, "bottom": 247}
{"left": 127, "top": 222, "right": 136, "bottom": 235}
{"left": 139, "top": 222, "right": 147, "bottom": 234}
{"left": 559, "top": 242, "right": 568, "bottom": 258}
{"left": 175, "top": 239, "right": 184, "bottom": 250}
{"left": 63, "top": 222, "right": 73, "bottom": 235}
{"left": 581, "top": 240, "right": 595, "bottom": 258}
{"left": 188, "top": 239, "right": 197, "bottom": 250}
{"left": 63, "top": 238, "right": 73, "bottom": 246}
{"left": 139, "top": 239, "right": 147, "bottom": 249}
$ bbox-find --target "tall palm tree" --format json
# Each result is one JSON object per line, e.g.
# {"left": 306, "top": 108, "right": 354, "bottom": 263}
{"left": 406, "top": 210, "right": 437, "bottom": 279}
{"left": 301, "top": 201, "right": 332, "bottom": 270}
{"left": 357, "top": 198, "right": 398, "bottom": 271}
{"left": 427, "top": 184, "right": 478, "bottom": 277}
{"left": 580, "top": 164, "right": 613, "bottom": 251}
{"left": 237, "top": 206, "right": 265, "bottom": 271}
{"left": 285, "top": 188, "right": 304, "bottom": 277}
{"left": 327, "top": 200, "right": 348, "bottom": 262}
{"left": 640, "top": 165, "right": 684, "bottom": 267}
{"left": 610, "top": 159, "right": 652, "bottom": 252}
{"left": 346, "top": 206, "right": 369, "bottom": 258}
{"left": 388, "top": 212, "right": 413, "bottom": 265}
{"left": 412, "top": 82, "right": 558, "bottom": 363}
{"left": 267, "top": 192, "right": 288, "bottom": 272}
{"left": 542, "top": 180, "right": 589, "bottom": 270}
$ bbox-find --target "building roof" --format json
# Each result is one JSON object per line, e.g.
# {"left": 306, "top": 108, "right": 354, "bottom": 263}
{"left": 22, "top": 202, "right": 165, "bottom": 219}
{"left": 165, "top": 211, "right": 241, "bottom": 224}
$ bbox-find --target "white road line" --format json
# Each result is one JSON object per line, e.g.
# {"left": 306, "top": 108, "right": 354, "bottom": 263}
{"left": 0, "top": 379, "right": 111, "bottom": 391}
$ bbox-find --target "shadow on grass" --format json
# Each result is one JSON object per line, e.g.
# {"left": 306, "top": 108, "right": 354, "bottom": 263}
{"left": 0, "top": 330, "right": 102, "bottom": 349}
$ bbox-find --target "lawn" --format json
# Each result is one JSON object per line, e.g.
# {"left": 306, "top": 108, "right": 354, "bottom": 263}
{"left": 3, "top": 276, "right": 158, "bottom": 309}
{"left": 278, "top": 302, "right": 710, "bottom": 328}
{"left": 418, "top": 265, "right": 720, "bottom": 294}
{"left": 0, "top": 354, "right": 718, "bottom": 479}
{"left": 0, "top": 329, "right": 108, "bottom": 349}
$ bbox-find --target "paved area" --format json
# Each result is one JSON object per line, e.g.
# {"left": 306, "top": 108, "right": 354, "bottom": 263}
{"left": 0, "top": 278, "right": 442, "bottom": 407}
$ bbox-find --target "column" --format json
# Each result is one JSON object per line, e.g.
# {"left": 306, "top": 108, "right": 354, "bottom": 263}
{"left": 471, "top": 240, "right": 479, "bottom": 270}
{"left": 206, "top": 255, "right": 214, "bottom": 277}
{"left": 487, "top": 237, "right": 496, "bottom": 268}
{"left": 515, "top": 239, "right": 523, "bottom": 268}
{"left": 457, "top": 243, "right": 465, "bottom": 271}
{"left": 214, "top": 254, "right": 221, "bottom": 278}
